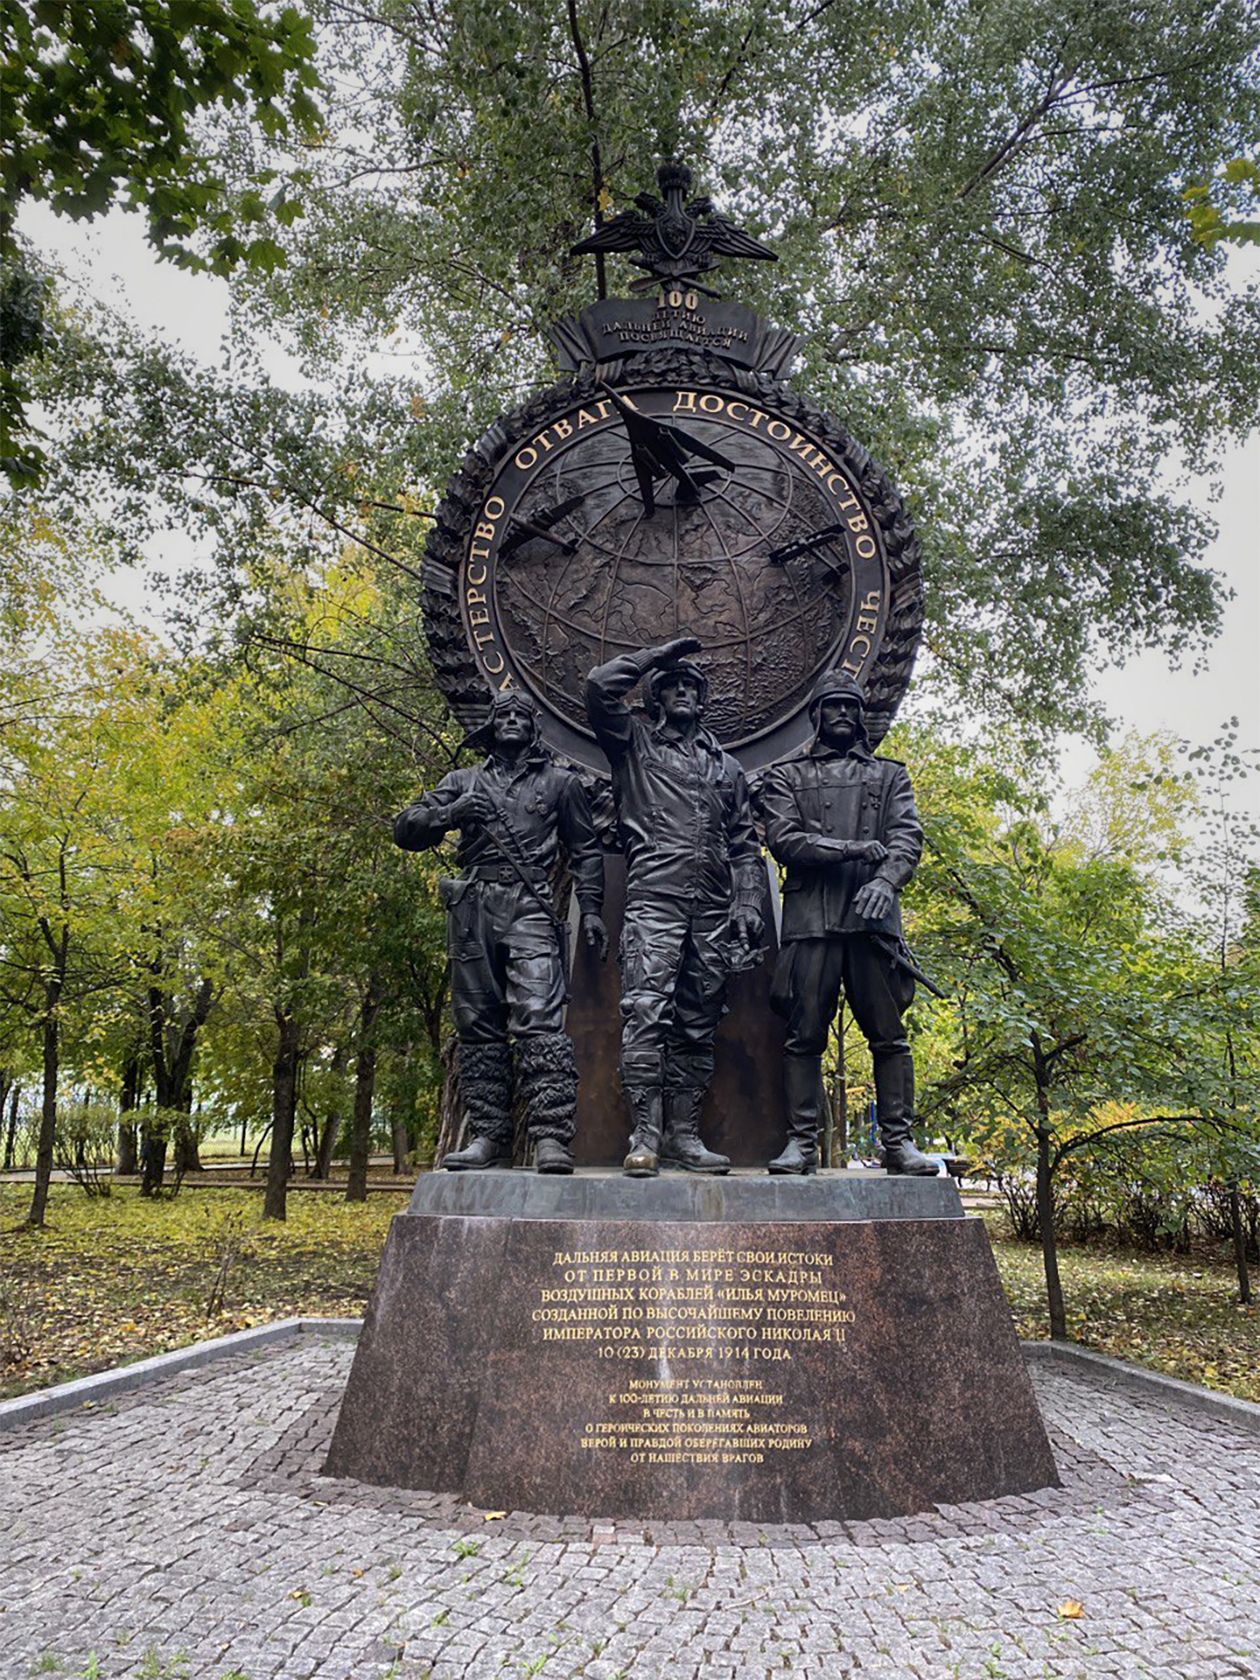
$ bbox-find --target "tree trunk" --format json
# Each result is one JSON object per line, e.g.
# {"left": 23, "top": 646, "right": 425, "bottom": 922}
{"left": 140, "top": 1119, "right": 168, "bottom": 1195}
{"left": 345, "top": 1042, "right": 378, "bottom": 1203}
{"left": 391, "top": 1115, "right": 409, "bottom": 1174}
{"left": 1035, "top": 1126, "right": 1067, "bottom": 1339}
{"left": 346, "top": 980, "right": 382, "bottom": 1203}
{"left": 116, "top": 1119, "right": 138, "bottom": 1177}
{"left": 173, "top": 1111, "right": 202, "bottom": 1176}
{"left": 314, "top": 1112, "right": 341, "bottom": 1179}
{"left": 264, "top": 1010, "right": 301, "bottom": 1220}
{"left": 26, "top": 996, "right": 60, "bottom": 1228}
{"left": 116, "top": 1055, "right": 141, "bottom": 1175}
{"left": 1231, "top": 1184, "right": 1254, "bottom": 1306}
{"left": 311, "top": 1045, "right": 345, "bottom": 1179}
{"left": 3, "top": 1081, "right": 19, "bottom": 1170}
{"left": 147, "top": 973, "right": 214, "bottom": 1178}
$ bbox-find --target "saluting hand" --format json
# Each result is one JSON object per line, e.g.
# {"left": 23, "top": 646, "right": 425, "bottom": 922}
{"left": 650, "top": 636, "right": 703, "bottom": 667}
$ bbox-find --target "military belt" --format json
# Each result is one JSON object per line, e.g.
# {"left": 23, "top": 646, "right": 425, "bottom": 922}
{"left": 466, "top": 863, "right": 548, "bottom": 888}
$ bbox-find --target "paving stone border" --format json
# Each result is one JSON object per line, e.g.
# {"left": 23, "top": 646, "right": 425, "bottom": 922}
{"left": 1023, "top": 1337, "right": 1260, "bottom": 1433}
{"left": 0, "top": 1317, "right": 361, "bottom": 1430}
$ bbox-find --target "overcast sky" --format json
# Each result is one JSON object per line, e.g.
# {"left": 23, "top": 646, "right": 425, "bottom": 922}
{"left": 25, "top": 203, "right": 1260, "bottom": 822}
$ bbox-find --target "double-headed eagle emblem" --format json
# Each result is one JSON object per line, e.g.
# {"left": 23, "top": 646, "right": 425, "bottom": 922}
{"left": 571, "top": 161, "right": 777, "bottom": 295}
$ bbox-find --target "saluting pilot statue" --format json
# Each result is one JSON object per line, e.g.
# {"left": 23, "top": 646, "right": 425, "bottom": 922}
{"left": 586, "top": 637, "right": 763, "bottom": 1178}
{"left": 394, "top": 690, "right": 607, "bottom": 1174}
{"left": 758, "top": 671, "right": 937, "bottom": 1176}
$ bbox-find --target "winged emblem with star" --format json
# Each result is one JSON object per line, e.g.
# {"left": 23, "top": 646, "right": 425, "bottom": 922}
{"left": 570, "top": 161, "right": 777, "bottom": 295}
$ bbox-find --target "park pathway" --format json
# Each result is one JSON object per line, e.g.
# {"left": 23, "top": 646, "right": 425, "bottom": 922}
{"left": 1, "top": 1335, "right": 1257, "bottom": 1679}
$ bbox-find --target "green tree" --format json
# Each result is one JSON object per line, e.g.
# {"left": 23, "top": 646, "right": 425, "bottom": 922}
{"left": 1184, "top": 728, "right": 1260, "bottom": 1300}
{"left": 189, "top": 553, "right": 450, "bottom": 1216}
{"left": 2, "top": 0, "right": 322, "bottom": 481}
{"left": 908, "top": 731, "right": 1258, "bottom": 1336}
{"left": 0, "top": 623, "right": 162, "bottom": 1225}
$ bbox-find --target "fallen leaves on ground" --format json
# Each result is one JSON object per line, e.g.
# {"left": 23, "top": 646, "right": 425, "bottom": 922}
{"left": 0, "top": 1184, "right": 395, "bottom": 1399}
{"left": 985, "top": 1214, "right": 1260, "bottom": 1404}
{"left": 1056, "top": 1599, "right": 1085, "bottom": 1619}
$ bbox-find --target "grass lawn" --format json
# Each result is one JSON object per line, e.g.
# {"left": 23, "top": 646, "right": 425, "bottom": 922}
{"left": 0, "top": 1184, "right": 397, "bottom": 1399}
{"left": 986, "top": 1213, "right": 1259, "bottom": 1402}
{"left": 2, "top": 1185, "right": 1256, "bottom": 1403}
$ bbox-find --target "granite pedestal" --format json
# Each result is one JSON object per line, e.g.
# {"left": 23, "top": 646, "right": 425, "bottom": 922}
{"left": 325, "top": 1171, "right": 1059, "bottom": 1523}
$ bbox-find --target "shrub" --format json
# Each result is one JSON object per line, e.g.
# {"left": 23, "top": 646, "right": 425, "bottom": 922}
{"left": 50, "top": 1100, "right": 118, "bottom": 1198}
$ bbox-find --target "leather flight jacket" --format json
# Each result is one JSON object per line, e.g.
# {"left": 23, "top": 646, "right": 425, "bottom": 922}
{"left": 758, "top": 742, "right": 922, "bottom": 941}
{"left": 394, "top": 748, "right": 605, "bottom": 918}
{"left": 586, "top": 651, "right": 762, "bottom": 914}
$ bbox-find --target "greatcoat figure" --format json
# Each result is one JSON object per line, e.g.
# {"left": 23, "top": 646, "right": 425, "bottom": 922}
{"left": 759, "top": 671, "right": 937, "bottom": 1176}
{"left": 394, "top": 690, "right": 607, "bottom": 1174}
{"left": 586, "top": 638, "right": 763, "bottom": 1177}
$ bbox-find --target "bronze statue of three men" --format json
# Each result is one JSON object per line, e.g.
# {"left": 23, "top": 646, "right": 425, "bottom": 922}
{"left": 395, "top": 641, "right": 937, "bottom": 1179}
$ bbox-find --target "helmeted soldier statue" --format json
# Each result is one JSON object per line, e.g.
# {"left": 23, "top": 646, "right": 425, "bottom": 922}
{"left": 586, "top": 637, "right": 763, "bottom": 1177}
{"left": 394, "top": 689, "right": 608, "bottom": 1174}
{"left": 759, "top": 671, "right": 937, "bottom": 1176}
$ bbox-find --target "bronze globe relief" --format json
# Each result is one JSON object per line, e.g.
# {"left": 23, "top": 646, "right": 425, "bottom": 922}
{"left": 422, "top": 181, "right": 923, "bottom": 771}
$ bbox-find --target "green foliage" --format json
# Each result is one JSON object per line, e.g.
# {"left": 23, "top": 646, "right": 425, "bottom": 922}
{"left": 2, "top": 0, "right": 322, "bottom": 482}
{"left": 909, "top": 728, "right": 1246, "bottom": 1143}
{"left": 2, "top": 1, "right": 320, "bottom": 265}
{"left": 901, "top": 724, "right": 1260, "bottom": 1326}
{"left": 0, "top": 525, "right": 456, "bottom": 1218}
{"left": 1184, "top": 157, "right": 1260, "bottom": 248}
{"left": 49, "top": 1099, "right": 121, "bottom": 1198}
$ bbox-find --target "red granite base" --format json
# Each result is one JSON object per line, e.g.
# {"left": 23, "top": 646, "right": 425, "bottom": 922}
{"left": 324, "top": 1183, "right": 1059, "bottom": 1522}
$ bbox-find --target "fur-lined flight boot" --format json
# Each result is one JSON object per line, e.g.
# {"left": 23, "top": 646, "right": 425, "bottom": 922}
{"left": 443, "top": 1040, "right": 513, "bottom": 1170}
{"left": 517, "top": 1032, "right": 577, "bottom": 1175}
{"left": 874, "top": 1048, "right": 938, "bottom": 1176}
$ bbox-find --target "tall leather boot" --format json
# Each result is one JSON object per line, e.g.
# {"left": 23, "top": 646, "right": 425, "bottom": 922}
{"left": 443, "top": 1041, "right": 513, "bottom": 1170}
{"left": 620, "top": 1051, "right": 663, "bottom": 1177}
{"left": 769, "top": 1054, "right": 823, "bottom": 1174}
{"left": 660, "top": 1086, "right": 730, "bottom": 1174}
{"left": 622, "top": 1085, "right": 664, "bottom": 1177}
{"left": 873, "top": 1048, "right": 937, "bottom": 1177}
{"left": 517, "top": 1032, "right": 577, "bottom": 1175}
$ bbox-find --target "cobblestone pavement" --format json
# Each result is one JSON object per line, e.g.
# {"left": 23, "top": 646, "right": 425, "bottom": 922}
{"left": 2, "top": 1336, "right": 1257, "bottom": 1680}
